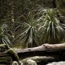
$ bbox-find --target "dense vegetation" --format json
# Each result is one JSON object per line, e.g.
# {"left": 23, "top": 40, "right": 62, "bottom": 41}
{"left": 0, "top": 0, "right": 65, "bottom": 65}
{"left": 0, "top": 0, "right": 65, "bottom": 48}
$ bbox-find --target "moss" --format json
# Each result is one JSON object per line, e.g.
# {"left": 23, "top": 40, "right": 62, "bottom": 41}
{"left": 6, "top": 49, "right": 19, "bottom": 61}
{"left": 0, "top": 44, "right": 20, "bottom": 65}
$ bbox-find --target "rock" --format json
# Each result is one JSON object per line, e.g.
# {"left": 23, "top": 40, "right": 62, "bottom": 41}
{"left": 27, "top": 59, "right": 37, "bottom": 65}
{"left": 12, "top": 61, "right": 18, "bottom": 65}
{"left": 12, "top": 61, "right": 23, "bottom": 65}
{"left": 47, "top": 61, "right": 65, "bottom": 65}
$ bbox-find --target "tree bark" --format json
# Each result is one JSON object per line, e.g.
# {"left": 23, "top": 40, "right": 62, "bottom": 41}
{"left": 16, "top": 43, "right": 65, "bottom": 53}
{"left": 14, "top": 43, "right": 65, "bottom": 60}
{"left": 15, "top": 43, "right": 65, "bottom": 64}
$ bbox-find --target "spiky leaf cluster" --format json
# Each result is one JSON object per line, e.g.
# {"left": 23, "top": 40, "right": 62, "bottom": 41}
{"left": 39, "top": 9, "right": 65, "bottom": 44}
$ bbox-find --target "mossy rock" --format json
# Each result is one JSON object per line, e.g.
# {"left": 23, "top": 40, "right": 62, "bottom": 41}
{"left": 0, "top": 44, "right": 20, "bottom": 65}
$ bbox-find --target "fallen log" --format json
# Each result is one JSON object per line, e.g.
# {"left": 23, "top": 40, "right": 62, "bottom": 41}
{"left": 16, "top": 43, "right": 65, "bottom": 53}
{"left": 15, "top": 43, "right": 65, "bottom": 60}
{"left": 15, "top": 43, "right": 65, "bottom": 65}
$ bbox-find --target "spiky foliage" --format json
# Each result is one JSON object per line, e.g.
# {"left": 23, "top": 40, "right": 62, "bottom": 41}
{"left": 1, "top": 22, "right": 28, "bottom": 47}
{"left": 39, "top": 9, "right": 65, "bottom": 44}
{"left": 2, "top": 12, "right": 40, "bottom": 48}
{"left": 14, "top": 12, "right": 40, "bottom": 48}
{"left": 0, "top": 25, "right": 11, "bottom": 46}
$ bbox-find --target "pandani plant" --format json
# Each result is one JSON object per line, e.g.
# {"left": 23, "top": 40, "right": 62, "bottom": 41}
{"left": 13, "top": 12, "right": 40, "bottom": 48}
{"left": 0, "top": 25, "right": 12, "bottom": 46}
{"left": 39, "top": 9, "right": 65, "bottom": 44}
